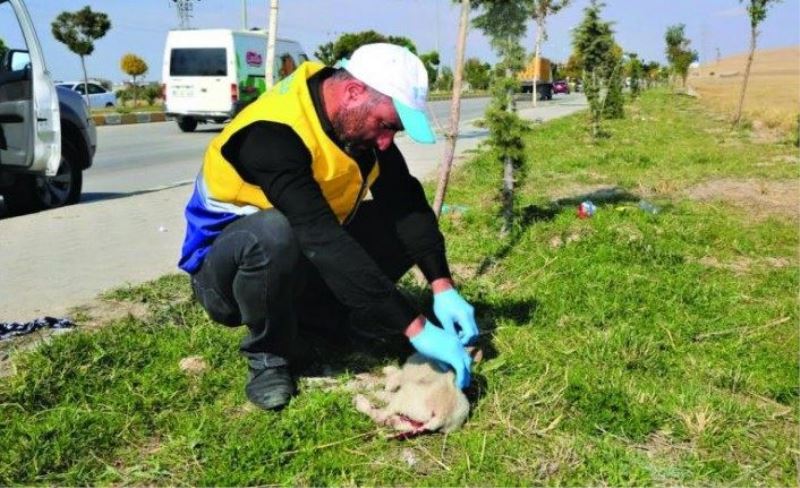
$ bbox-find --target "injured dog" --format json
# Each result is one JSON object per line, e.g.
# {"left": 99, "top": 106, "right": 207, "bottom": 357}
{"left": 354, "top": 352, "right": 471, "bottom": 437}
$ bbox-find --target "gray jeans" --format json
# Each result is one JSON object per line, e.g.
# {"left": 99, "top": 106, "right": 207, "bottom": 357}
{"left": 190, "top": 203, "right": 412, "bottom": 368}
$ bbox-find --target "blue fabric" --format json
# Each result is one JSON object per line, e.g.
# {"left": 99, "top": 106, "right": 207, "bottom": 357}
{"left": 393, "top": 98, "right": 436, "bottom": 144}
{"left": 178, "top": 180, "right": 240, "bottom": 273}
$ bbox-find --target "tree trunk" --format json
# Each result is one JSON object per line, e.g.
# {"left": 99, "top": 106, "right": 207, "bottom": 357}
{"left": 734, "top": 24, "right": 757, "bottom": 126}
{"left": 265, "top": 0, "right": 279, "bottom": 89}
{"left": 531, "top": 19, "right": 544, "bottom": 106}
{"left": 501, "top": 64, "right": 515, "bottom": 236}
{"left": 589, "top": 70, "right": 599, "bottom": 139}
{"left": 132, "top": 75, "right": 138, "bottom": 108}
{"left": 433, "top": 0, "right": 470, "bottom": 218}
{"left": 80, "top": 55, "right": 89, "bottom": 107}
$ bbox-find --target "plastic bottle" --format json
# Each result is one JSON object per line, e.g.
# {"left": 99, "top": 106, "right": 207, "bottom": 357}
{"left": 638, "top": 200, "right": 660, "bottom": 214}
{"left": 577, "top": 200, "right": 597, "bottom": 219}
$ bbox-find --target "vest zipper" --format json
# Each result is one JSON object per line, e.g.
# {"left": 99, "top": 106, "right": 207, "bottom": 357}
{"left": 343, "top": 177, "right": 368, "bottom": 225}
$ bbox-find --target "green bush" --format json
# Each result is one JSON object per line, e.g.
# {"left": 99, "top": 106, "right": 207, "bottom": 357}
{"left": 142, "top": 84, "right": 161, "bottom": 106}
{"left": 115, "top": 88, "right": 132, "bottom": 103}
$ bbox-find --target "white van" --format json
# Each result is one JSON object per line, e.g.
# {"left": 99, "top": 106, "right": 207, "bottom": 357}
{"left": 161, "top": 29, "right": 306, "bottom": 132}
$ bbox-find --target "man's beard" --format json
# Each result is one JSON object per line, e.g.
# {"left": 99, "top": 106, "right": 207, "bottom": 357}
{"left": 331, "top": 104, "right": 373, "bottom": 157}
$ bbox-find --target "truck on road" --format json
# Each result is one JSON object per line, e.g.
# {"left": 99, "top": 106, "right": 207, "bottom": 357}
{"left": 518, "top": 56, "right": 554, "bottom": 101}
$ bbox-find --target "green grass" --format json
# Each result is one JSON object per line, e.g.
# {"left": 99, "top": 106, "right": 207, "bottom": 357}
{"left": 1, "top": 89, "right": 797, "bottom": 485}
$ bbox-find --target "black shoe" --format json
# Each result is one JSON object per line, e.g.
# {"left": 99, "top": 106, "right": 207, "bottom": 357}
{"left": 245, "top": 365, "right": 296, "bottom": 411}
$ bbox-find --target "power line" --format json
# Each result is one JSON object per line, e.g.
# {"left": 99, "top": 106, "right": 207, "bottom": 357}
{"left": 169, "top": 0, "right": 201, "bottom": 29}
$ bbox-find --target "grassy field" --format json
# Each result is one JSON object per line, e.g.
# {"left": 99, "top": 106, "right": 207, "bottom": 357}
{"left": 1, "top": 89, "right": 797, "bottom": 485}
{"left": 688, "top": 45, "right": 799, "bottom": 135}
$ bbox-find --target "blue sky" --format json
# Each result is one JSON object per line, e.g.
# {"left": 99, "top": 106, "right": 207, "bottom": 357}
{"left": 11, "top": 0, "right": 800, "bottom": 83}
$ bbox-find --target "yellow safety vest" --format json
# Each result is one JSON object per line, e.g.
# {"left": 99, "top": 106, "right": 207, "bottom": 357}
{"left": 200, "top": 61, "right": 380, "bottom": 223}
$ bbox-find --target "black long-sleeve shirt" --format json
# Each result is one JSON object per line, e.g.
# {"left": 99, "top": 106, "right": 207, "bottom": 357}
{"left": 220, "top": 67, "right": 450, "bottom": 332}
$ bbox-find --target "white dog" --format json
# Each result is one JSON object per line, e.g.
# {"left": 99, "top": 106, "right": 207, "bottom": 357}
{"left": 354, "top": 352, "right": 473, "bottom": 437}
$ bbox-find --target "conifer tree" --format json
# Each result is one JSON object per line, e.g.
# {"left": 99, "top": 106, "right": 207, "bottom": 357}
{"left": 603, "top": 44, "right": 624, "bottom": 119}
{"left": 626, "top": 52, "right": 643, "bottom": 97}
{"left": 472, "top": 0, "right": 530, "bottom": 234}
{"left": 572, "top": 0, "right": 614, "bottom": 138}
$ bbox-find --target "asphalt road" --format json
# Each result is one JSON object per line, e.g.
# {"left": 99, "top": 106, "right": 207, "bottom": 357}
{"left": 0, "top": 93, "right": 587, "bottom": 321}
{"left": 82, "top": 94, "right": 587, "bottom": 198}
{"left": 82, "top": 96, "right": 497, "bottom": 199}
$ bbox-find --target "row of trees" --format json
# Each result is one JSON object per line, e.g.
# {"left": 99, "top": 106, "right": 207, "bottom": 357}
{"left": 314, "top": 30, "right": 441, "bottom": 86}
{"left": 452, "top": 0, "right": 779, "bottom": 230}
{"left": 48, "top": 0, "right": 780, "bottom": 230}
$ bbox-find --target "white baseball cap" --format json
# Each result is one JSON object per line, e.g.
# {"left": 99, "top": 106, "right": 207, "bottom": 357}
{"left": 340, "top": 43, "right": 436, "bottom": 144}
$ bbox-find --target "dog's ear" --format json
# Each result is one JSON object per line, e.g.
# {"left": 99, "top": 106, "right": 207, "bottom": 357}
{"left": 465, "top": 347, "right": 484, "bottom": 364}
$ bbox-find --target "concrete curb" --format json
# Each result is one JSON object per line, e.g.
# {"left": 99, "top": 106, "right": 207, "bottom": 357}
{"left": 89, "top": 92, "right": 491, "bottom": 125}
{"left": 92, "top": 112, "right": 167, "bottom": 126}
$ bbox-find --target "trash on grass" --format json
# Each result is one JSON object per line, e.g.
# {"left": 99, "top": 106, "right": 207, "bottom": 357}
{"left": 638, "top": 200, "right": 660, "bottom": 214}
{"left": 577, "top": 200, "right": 597, "bottom": 219}
{"left": 441, "top": 204, "right": 470, "bottom": 215}
{"left": 0, "top": 316, "right": 74, "bottom": 341}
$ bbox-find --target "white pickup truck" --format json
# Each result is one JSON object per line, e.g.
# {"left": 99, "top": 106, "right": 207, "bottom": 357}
{"left": 0, "top": 0, "right": 96, "bottom": 216}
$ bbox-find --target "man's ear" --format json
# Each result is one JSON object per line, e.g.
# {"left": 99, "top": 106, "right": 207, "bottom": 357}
{"left": 342, "top": 79, "right": 368, "bottom": 106}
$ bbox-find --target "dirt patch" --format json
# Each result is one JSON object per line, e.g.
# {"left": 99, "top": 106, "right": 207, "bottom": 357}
{"left": 635, "top": 429, "right": 692, "bottom": 460}
{"left": 685, "top": 178, "right": 799, "bottom": 220}
{"left": 70, "top": 298, "right": 152, "bottom": 330}
{"left": 771, "top": 154, "right": 800, "bottom": 165}
{"left": 694, "top": 255, "right": 793, "bottom": 274}
{"left": 449, "top": 263, "right": 479, "bottom": 281}
{"left": 750, "top": 120, "right": 785, "bottom": 144}
{"left": 179, "top": 355, "right": 208, "bottom": 375}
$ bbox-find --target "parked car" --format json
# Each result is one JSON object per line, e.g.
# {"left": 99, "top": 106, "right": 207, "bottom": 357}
{"left": 0, "top": 0, "right": 97, "bottom": 216}
{"left": 57, "top": 80, "right": 117, "bottom": 108}
{"left": 553, "top": 79, "right": 570, "bottom": 95}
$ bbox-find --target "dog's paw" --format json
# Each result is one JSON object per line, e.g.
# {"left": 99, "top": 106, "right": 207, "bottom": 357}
{"left": 354, "top": 394, "right": 373, "bottom": 414}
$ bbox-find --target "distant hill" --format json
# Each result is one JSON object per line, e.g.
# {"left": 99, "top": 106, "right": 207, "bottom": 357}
{"left": 694, "top": 45, "right": 799, "bottom": 78}
{"left": 688, "top": 45, "right": 799, "bottom": 133}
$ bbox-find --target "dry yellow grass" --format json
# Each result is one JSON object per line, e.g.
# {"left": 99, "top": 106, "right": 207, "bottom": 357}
{"left": 688, "top": 45, "right": 799, "bottom": 133}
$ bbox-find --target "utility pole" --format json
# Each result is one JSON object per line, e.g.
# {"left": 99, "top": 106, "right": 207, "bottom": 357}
{"left": 170, "top": 0, "right": 200, "bottom": 29}
{"left": 241, "top": 0, "right": 248, "bottom": 30}
{"left": 435, "top": 0, "right": 440, "bottom": 78}
{"left": 700, "top": 23, "right": 709, "bottom": 76}
{"left": 265, "top": 0, "right": 279, "bottom": 89}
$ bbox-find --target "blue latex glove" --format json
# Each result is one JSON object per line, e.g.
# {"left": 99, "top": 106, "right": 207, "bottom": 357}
{"left": 409, "top": 320, "right": 472, "bottom": 389}
{"left": 433, "top": 289, "right": 479, "bottom": 345}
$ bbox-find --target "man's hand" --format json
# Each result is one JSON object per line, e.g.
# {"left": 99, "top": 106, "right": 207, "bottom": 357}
{"left": 407, "top": 319, "right": 472, "bottom": 389}
{"left": 433, "top": 288, "right": 479, "bottom": 345}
